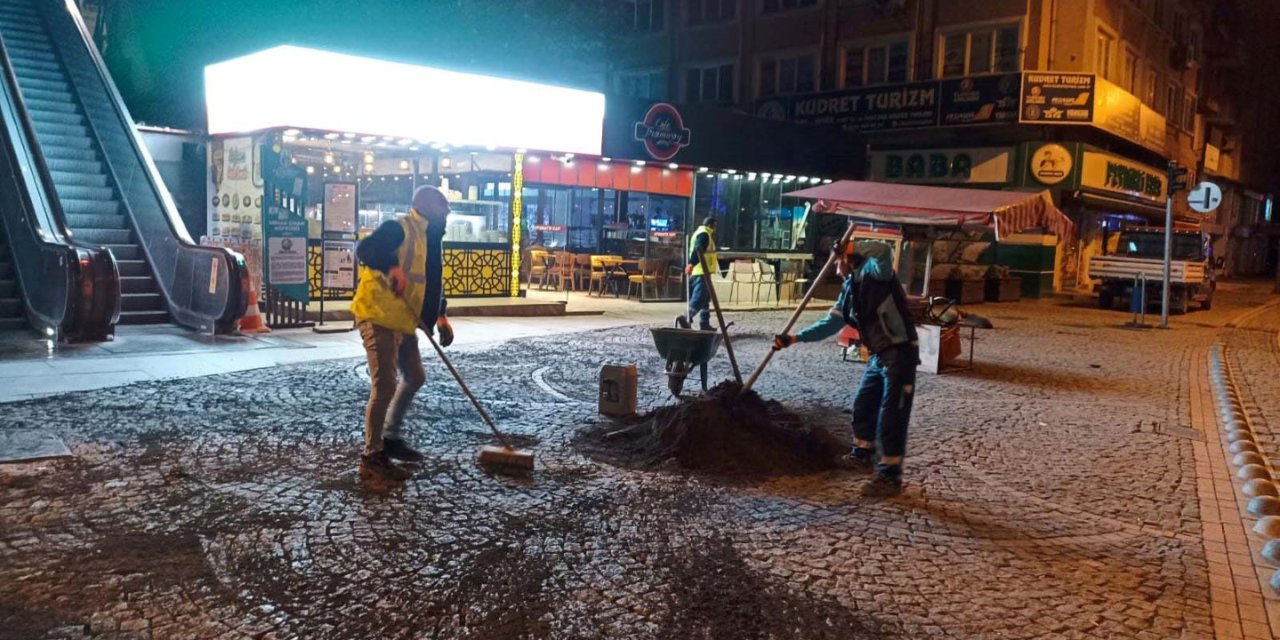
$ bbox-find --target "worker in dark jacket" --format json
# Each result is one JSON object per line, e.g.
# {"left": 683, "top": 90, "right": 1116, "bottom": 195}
{"left": 680, "top": 216, "right": 719, "bottom": 330}
{"left": 772, "top": 240, "right": 918, "bottom": 497}
{"left": 350, "top": 185, "right": 454, "bottom": 486}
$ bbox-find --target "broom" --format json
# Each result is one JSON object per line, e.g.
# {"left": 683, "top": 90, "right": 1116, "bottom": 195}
{"left": 424, "top": 331, "right": 535, "bottom": 471}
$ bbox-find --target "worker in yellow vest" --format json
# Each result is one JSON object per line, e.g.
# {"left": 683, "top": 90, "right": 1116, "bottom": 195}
{"left": 680, "top": 216, "right": 719, "bottom": 330}
{"left": 351, "top": 185, "right": 454, "bottom": 487}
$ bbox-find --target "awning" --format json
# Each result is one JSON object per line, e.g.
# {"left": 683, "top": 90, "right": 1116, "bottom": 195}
{"left": 785, "top": 180, "right": 1075, "bottom": 240}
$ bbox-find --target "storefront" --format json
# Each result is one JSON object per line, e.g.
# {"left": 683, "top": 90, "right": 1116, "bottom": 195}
{"left": 200, "top": 45, "right": 605, "bottom": 309}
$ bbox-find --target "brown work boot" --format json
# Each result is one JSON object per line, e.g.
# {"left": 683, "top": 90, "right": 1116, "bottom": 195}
{"left": 836, "top": 452, "right": 875, "bottom": 474}
{"left": 860, "top": 471, "right": 904, "bottom": 498}
{"left": 359, "top": 451, "right": 411, "bottom": 488}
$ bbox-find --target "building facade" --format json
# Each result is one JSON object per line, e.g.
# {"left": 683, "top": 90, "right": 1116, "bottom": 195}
{"left": 610, "top": 0, "right": 1273, "bottom": 292}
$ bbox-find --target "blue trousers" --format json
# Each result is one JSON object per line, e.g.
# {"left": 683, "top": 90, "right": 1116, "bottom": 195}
{"left": 851, "top": 344, "right": 917, "bottom": 472}
{"left": 688, "top": 274, "right": 712, "bottom": 329}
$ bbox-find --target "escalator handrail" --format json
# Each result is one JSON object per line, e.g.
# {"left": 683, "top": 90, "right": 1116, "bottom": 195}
{"left": 0, "top": 21, "right": 118, "bottom": 338}
{"left": 41, "top": 0, "right": 248, "bottom": 331}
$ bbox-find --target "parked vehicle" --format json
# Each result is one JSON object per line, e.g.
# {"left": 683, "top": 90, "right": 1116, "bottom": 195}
{"left": 1089, "top": 227, "right": 1217, "bottom": 314}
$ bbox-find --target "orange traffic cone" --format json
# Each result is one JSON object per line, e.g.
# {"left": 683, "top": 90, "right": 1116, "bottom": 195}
{"left": 238, "top": 288, "right": 271, "bottom": 334}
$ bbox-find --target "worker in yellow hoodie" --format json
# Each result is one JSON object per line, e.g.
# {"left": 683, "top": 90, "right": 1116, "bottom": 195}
{"left": 351, "top": 186, "right": 454, "bottom": 486}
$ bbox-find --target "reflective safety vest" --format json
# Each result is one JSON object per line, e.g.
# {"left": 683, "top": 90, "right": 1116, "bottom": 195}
{"left": 351, "top": 210, "right": 429, "bottom": 335}
{"left": 689, "top": 225, "right": 717, "bottom": 276}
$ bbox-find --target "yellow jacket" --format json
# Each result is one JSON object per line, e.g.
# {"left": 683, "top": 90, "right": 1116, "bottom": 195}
{"left": 351, "top": 210, "right": 429, "bottom": 335}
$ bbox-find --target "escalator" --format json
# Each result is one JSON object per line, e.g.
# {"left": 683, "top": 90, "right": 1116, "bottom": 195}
{"left": 0, "top": 224, "right": 23, "bottom": 332}
{"left": 0, "top": 0, "right": 248, "bottom": 333}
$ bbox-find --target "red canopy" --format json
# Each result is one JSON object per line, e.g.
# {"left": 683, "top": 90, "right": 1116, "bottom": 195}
{"left": 786, "top": 181, "right": 1075, "bottom": 240}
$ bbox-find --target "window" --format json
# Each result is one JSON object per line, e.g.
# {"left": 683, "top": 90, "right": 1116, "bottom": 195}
{"left": 761, "top": 0, "right": 817, "bottom": 14}
{"left": 841, "top": 38, "right": 910, "bottom": 87}
{"left": 1144, "top": 64, "right": 1158, "bottom": 108}
{"left": 1095, "top": 27, "right": 1115, "bottom": 79}
{"left": 685, "top": 63, "right": 734, "bottom": 103}
{"left": 758, "top": 52, "right": 815, "bottom": 97}
{"left": 628, "top": 0, "right": 665, "bottom": 32}
{"left": 1182, "top": 92, "right": 1196, "bottom": 131}
{"left": 938, "top": 23, "right": 1020, "bottom": 77}
{"left": 1121, "top": 48, "right": 1138, "bottom": 93}
{"left": 688, "top": 0, "right": 735, "bottom": 26}
{"left": 615, "top": 69, "right": 664, "bottom": 99}
{"left": 1167, "top": 83, "right": 1183, "bottom": 128}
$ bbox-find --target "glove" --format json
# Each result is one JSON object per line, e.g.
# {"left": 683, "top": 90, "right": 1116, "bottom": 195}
{"left": 684, "top": 264, "right": 694, "bottom": 276}
{"left": 849, "top": 252, "right": 866, "bottom": 270}
{"left": 436, "top": 316, "right": 454, "bottom": 347}
{"left": 772, "top": 333, "right": 796, "bottom": 351}
{"left": 386, "top": 266, "right": 408, "bottom": 296}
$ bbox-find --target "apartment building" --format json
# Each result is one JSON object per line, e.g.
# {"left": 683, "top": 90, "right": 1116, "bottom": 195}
{"left": 611, "top": 0, "right": 1269, "bottom": 290}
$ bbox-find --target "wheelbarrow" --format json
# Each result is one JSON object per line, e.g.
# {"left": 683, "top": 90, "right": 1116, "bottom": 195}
{"left": 649, "top": 326, "right": 723, "bottom": 397}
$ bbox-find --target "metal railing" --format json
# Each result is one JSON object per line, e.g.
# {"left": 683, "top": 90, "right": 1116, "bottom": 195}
{"left": 35, "top": 0, "right": 248, "bottom": 333}
{"left": 0, "top": 23, "right": 117, "bottom": 340}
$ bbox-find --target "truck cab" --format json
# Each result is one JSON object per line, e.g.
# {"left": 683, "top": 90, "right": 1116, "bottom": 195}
{"left": 1089, "top": 227, "right": 1215, "bottom": 313}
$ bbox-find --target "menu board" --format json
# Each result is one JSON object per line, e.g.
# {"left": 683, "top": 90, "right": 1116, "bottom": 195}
{"left": 323, "top": 182, "right": 357, "bottom": 234}
{"left": 322, "top": 240, "right": 357, "bottom": 290}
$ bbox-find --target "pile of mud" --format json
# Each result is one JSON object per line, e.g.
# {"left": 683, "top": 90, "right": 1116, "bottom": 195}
{"left": 577, "top": 381, "right": 847, "bottom": 477}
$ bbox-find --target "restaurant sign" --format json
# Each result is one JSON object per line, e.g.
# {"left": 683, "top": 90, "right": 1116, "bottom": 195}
{"left": 869, "top": 147, "right": 1012, "bottom": 185}
{"left": 1080, "top": 151, "right": 1166, "bottom": 203}
{"left": 632, "top": 103, "right": 691, "bottom": 161}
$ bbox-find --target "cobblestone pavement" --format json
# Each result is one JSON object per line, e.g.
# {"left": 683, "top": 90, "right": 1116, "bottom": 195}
{"left": 2, "top": 284, "right": 1279, "bottom": 639}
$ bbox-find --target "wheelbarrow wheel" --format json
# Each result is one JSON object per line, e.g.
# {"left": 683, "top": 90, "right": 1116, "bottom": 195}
{"left": 666, "top": 359, "right": 690, "bottom": 397}
{"left": 700, "top": 362, "right": 708, "bottom": 391}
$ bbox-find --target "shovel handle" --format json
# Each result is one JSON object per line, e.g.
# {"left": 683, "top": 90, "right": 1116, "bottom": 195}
{"left": 742, "top": 222, "right": 857, "bottom": 393}
{"left": 698, "top": 247, "right": 742, "bottom": 384}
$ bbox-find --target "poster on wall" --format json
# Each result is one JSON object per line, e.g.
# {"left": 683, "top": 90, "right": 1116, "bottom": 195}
{"left": 207, "top": 135, "right": 263, "bottom": 242}
{"left": 323, "top": 182, "right": 357, "bottom": 234}
{"left": 263, "top": 204, "right": 310, "bottom": 302}
{"left": 1020, "top": 73, "right": 1095, "bottom": 124}
{"left": 322, "top": 240, "right": 357, "bottom": 290}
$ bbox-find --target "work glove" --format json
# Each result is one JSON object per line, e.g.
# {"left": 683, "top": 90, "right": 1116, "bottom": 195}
{"left": 436, "top": 298, "right": 453, "bottom": 347}
{"left": 684, "top": 264, "right": 694, "bottom": 276}
{"left": 772, "top": 333, "right": 796, "bottom": 351}
{"left": 386, "top": 266, "right": 408, "bottom": 296}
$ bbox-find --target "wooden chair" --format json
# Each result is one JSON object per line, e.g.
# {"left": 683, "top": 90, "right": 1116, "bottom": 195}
{"left": 546, "top": 250, "right": 574, "bottom": 290}
{"left": 587, "top": 255, "right": 609, "bottom": 296}
{"left": 572, "top": 253, "right": 593, "bottom": 290}
{"left": 627, "top": 259, "right": 666, "bottom": 300}
{"left": 527, "top": 249, "right": 548, "bottom": 288}
{"left": 755, "top": 260, "right": 778, "bottom": 304}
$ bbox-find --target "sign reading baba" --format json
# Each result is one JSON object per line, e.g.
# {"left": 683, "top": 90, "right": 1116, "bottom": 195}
{"left": 633, "top": 103, "right": 691, "bottom": 161}
{"left": 871, "top": 147, "right": 1012, "bottom": 185}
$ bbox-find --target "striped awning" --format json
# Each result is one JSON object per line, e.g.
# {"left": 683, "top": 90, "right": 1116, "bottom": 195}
{"left": 786, "top": 181, "right": 1076, "bottom": 241}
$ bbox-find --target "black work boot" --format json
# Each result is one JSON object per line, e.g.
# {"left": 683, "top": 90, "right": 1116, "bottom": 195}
{"left": 837, "top": 447, "right": 875, "bottom": 474}
{"left": 675, "top": 315, "right": 691, "bottom": 329}
{"left": 360, "top": 451, "right": 412, "bottom": 486}
{"left": 383, "top": 437, "right": 424, "bottom": 463}
{"left": 861, "top": 467, "right": 904, "bottom": 498}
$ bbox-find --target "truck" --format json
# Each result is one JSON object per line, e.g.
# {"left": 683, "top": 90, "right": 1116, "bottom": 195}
{"left": 1089, "top": 227, "right": 1217, "bottom": 314}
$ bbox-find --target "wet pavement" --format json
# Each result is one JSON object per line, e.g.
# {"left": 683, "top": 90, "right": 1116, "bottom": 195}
{"left": 2, "top": 283, "right": 1280, "bottom": 639}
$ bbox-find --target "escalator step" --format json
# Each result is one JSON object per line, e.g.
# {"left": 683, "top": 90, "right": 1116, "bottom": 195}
{"left": 73, "top": 228, "right": 131, "bottom": 245}
{"left": 0, "top": 280, "right": 15, "bottom": 298}
{"left": 56, "top": 184, "right": 113, "bottom": 200}
{"left": 25, "top": 108, "right": 82, "bottom": 126}
{"left": 42, "top": 145, "right": 98, "bottom": 163}
{"left": 9, "top": 56, "right": 60, "bottom": 73}
{"left": 65, "top": 213, "right": 127, "bottom": 230}
{"left": 0, "top": 45, "right": 56, "bottom": 65}
{"left": 116, "top": 259, "right": 149, "bottom": 277}
{"left": 11, "top": 66, "right": 64, "bottom": 85}
{"left": 33, "top": 121, "right": 88, "bottom": 139}
{"left": 0, "top": 318, "right": 25, "bottom": 331}
{"left": 121, "top": 293, "right": 163, "bottom": 312}
{"left": 107, "top": 246, "right": 142, "bottom": 262}
{"left": 22, "top": 86, "right": 72, "bottom": 103}
{"left": 49, "top": 170, "right": 107, "bottom": 187}
{"left": 0, "top": 261, "right": 11, "bottom": 278}
{"left": 44, "top": 157, "right": 102, "bottom": 174}
{"left": 41, "top": 144, "right": 98, "bottom": 162}
{"left": 0, "top": 297, "right": 20, "bottom": 317}
{"left": 61, "top": 198, "right": 119, "bottom": 216}
{"left": 118, "top": 310, "right": 169, "bottom": 325}
{"left": 120, "top": 276, "right": 156, "bottom": 295}
{"left": 23, "top": 97, "right": 77, "bottom": 114}
{"left": 14, "top": 76, "right": 70, "bottom": 96}
{"left": 37, "top": 132, "right": 92, "bottom": 149}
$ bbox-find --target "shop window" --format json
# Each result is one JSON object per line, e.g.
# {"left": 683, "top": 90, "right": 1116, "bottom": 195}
{"left": 1095, "top": 27, "right": 1115, "bottom": 80}
{"left": 840, "top": 38, "right": 909, "bottom": 87}
{"left": 686, "top": 63, "right": 734, "bottom": 103}
{"left": 688, "top": 0, "right": 735, "bottom": 26}
{"left": 758, "top": 52, "right": 816, "bottom": 97}
{"left": 939, "top": 23, "right": 1019, "bottom": 78}
{"left": 693, "top": 174, "right": 812, "bottom": 251}
{"left": 615, "top": 68, "right": 665, "bottom": 99}
{"left": 761, "top": 0, "right": 816, "bottom": 14}
{"left": 628, "top": 0, "right": 665, "bottom": 33}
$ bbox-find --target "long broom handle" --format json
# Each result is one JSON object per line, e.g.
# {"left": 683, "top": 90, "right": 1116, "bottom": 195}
{"left": 424, "top": 331, "right": 515, "bottom": 450}
{"left": 698, "top": 247, "right": 742, "bottom": 384}
{"left": 742, "top": 222, "right": 857, "bottom": 393}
